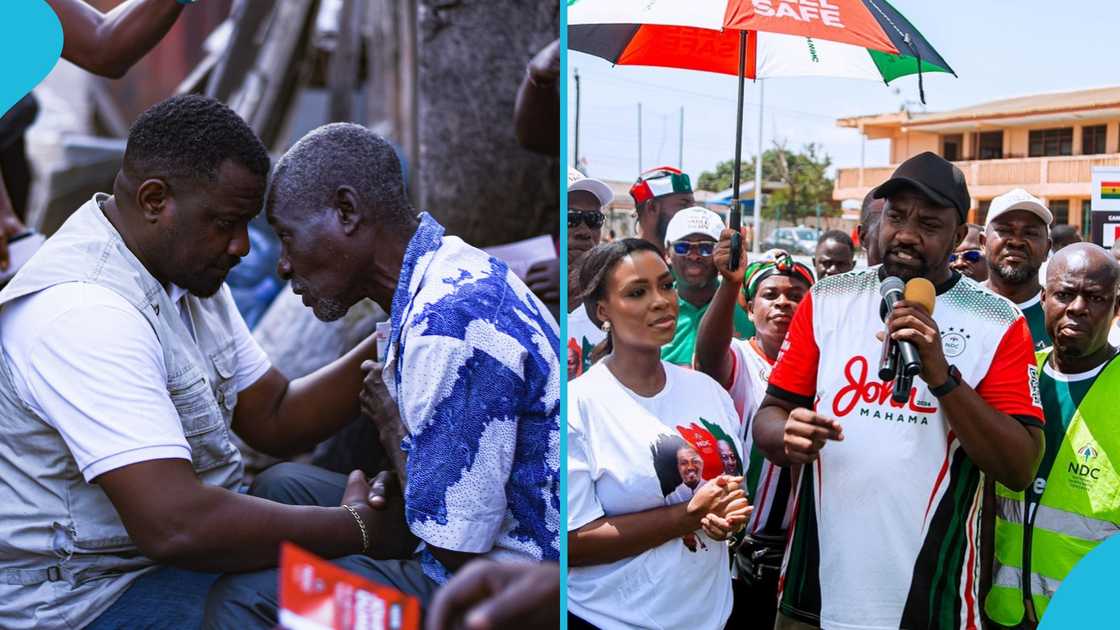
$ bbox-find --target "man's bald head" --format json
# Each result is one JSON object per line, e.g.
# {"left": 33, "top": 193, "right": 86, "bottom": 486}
{"left": 1043, "top": 242, "right": 1120, "bottom": 364}
{"left": 1046, "top": 242, "right": 1120, "bottom": 291}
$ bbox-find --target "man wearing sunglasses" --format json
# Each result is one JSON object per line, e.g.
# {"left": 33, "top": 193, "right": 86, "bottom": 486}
{"left": 660, "top": 207, "right": 754, "bottom": 366}
{"left": 567, "top": 170, "right": 613, "bottom": 378}
{"left": 949, "top": 223, "right": 988, "bottom": 282}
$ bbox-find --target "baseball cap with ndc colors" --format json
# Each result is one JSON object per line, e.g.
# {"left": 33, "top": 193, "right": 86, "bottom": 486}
{"left": 629, "top": 166, "right": 692, "bottom": 205}
{"left": 873, "top": 151, "right": 971, "bottom": 222}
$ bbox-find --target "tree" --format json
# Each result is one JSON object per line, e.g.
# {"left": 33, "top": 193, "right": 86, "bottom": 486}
{"left": 696, "top": 142, "right": 837, "bottom": 225}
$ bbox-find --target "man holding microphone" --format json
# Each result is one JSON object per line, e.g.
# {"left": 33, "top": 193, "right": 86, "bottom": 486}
{"left": 752, "top": 152, "right": 1045, "bottom": 630}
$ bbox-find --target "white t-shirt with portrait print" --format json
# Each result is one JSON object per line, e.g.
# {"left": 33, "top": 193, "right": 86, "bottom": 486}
{"left": 567, "top": 360, "right": 744, "bottom": 630}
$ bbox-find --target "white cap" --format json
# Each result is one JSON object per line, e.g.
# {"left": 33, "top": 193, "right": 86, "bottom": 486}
{"left": 664, "top": 206, "right": 724, "bottom": 245}
{"left": 986, "top": 188, "right": 1053, "bottom": 227}
{"left": 568, "top": 168, "right": 613, "bottom": 209}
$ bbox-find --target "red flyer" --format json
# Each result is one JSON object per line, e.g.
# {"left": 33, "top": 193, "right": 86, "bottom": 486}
{"left": 278, "top": 542, "right": 421, "bottom": 630}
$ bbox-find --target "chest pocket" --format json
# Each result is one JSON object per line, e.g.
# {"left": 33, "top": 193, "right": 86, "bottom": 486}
{"left": 167, "top": 349, "right": 237, "bottom": 474}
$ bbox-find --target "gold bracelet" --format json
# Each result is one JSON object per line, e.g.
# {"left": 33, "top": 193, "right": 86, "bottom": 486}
{"left": 342, "top": 504, "right": 369, "bottom": 553}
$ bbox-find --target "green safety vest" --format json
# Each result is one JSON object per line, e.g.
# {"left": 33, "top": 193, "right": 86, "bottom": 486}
{"left": 985, "top": 350, "right": 1120, "bottom": 626}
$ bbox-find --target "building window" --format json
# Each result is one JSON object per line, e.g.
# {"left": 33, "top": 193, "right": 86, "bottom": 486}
{"left": 1083, "top": 200, "right": 1092, "bottom": 237}
{"left": 1049, "top": 199, "right": 1070, "bottom": 225}
{"left": 1082, "top": 125, "right": 1107, "bottom": 155}
{"left": 977, "top": 131, "right": 1003, "bottom": 160}
{"left": 1028, "top": 128, "right": 1073, "bottom": 157}
{"left": 941, "top": 134, "right": 962, "bottom": 161}
{"left": 975, "top": 200, "right": 991, "bottom": 226}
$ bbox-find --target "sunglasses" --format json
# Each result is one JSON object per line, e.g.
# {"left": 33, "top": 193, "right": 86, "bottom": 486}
{"left": 949, "top": 250, "right": 983, "bottom": 264}
{"left": 569, "top": 209, "right": 605, "bottom": 229}
{"left": 671, "top": 240, "right": 716, "bottom": 257}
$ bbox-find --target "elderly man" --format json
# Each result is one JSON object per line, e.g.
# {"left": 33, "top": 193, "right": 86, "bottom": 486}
{"left": 753, "top": 152, "right": 1043, "bottom": 630}
{"left": 660, "top": 206, "right": 754, "bottom": 366}
{"left": 983, "top": 189, "right": 1054, "bottom": 350}
{"left": 985, "top": 243, "right": 1120, "bottom": 628}
{"left": 567, "top": 169, "right": 612, "bottom": 378}
{"left": 950, "top": 223, "right": 988, "bottom": 282}
{"left": 205, "top": 123, "right": 560, "bottom": 627}
{"left": 630, "top": 166, "right": 695, "bottom": 253}
{"left": 0, "top": 96, "right": 409, "bottom": 630}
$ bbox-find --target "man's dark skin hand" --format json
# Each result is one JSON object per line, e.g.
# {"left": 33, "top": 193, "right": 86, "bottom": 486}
{"left": 425, "top": 560, "right": 560, "bottom": 630}
{"left": 97, "top": 459, "right": 414, "bottom": 573}
{"left": 527, "top": 258, "right": 562, "bottom": 304}
{"left": 359, "top": 360, "right": 481, "bottom": 574}
{"left": 514, "top": 39, "right": 560, "bottom": 155}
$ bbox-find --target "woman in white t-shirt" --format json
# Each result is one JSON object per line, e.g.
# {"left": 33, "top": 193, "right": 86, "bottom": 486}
{"left": 568, "top": 238, "right": 750, "bottom": 630}
{"left": 694, "top": 241, "right": 814, "bottom": 630}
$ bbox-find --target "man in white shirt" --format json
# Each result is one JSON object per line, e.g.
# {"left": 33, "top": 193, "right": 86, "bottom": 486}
{"left": 0, "top": 95, "right": 412, "bottom": 630}
{"left": 568, "top": 169, "right": 611, "bottom": 378}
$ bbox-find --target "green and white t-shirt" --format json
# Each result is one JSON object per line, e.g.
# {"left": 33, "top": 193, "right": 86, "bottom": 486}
{"left": 660, "top": 296, "right": 754, "bottom": 366}
{"left": 1017, "top": 292, "right": 1052, "bottom": 352}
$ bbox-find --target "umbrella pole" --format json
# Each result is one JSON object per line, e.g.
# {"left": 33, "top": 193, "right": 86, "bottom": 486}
{"left": 729, "top": 30, "right": 747, "bottom": 271}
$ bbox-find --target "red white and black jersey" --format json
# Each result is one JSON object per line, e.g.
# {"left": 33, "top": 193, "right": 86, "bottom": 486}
{"left": 768, "top": 267, "right": 1043, "bottom": 630}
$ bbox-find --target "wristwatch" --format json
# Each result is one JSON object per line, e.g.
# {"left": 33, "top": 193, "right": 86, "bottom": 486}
{"left": 930, "top": 365, "right": 962, "bottom": 398}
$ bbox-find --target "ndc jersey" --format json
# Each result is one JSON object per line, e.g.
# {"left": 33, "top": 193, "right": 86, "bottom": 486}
{"left": 727, "top": 338, "right": 795, "bottom": 536}
{"left": 768, "top": 268, "right": 1043, "bottom": 630}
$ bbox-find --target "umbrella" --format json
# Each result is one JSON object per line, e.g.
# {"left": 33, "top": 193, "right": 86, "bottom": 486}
{"left": 570, "top": 0, "right": 954, "bottom": 264}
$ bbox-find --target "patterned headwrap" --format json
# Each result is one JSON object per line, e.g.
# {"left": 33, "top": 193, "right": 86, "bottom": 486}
{"left": 743, "top": 252, "right": 815, "bottom": 300}
{"left": 629, "top": 166, "right": 692, "bottom": 205}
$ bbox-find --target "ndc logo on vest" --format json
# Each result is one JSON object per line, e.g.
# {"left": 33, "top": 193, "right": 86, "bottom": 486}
{"left": 1069, "top": 445, "right": 1102, "bottom": 480}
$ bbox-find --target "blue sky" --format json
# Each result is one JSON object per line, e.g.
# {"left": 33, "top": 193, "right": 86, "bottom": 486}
{"left": 567, "top": 1, "right": 1120, "bottom": 186}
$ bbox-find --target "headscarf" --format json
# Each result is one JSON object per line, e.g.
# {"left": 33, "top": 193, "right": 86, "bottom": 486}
{"left": 743, "top": 251, "right": 815, "bottom": 301}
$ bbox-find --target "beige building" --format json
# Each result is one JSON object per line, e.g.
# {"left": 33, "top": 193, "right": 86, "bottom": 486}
{"left": 834, "top": 86, "right": 1120, "bottom": 230}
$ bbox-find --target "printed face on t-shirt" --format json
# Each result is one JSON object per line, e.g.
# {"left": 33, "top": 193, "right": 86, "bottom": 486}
{"left": 676, "top": 446, "right": 703, "bottom": 488}
{"left": 718, "top": 440, "right": 739, "bottom": 475}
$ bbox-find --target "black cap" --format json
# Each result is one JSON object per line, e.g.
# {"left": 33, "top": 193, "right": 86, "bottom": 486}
{"left": 873, "top": 151, "right": 970, "bottom": 222}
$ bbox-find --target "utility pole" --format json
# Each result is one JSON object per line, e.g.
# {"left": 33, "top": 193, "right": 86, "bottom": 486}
{"left": 638, "top": 102, "right": 643, "bottom": 173}
{"left": 678, "top": 107, "right": 684, "bottom": 170}
{"left": 573, "top": 68, "right": 581, "bottom": 172}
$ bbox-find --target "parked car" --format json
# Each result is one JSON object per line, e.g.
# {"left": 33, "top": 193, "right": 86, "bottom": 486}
{"left": 761, "top": 226, "right": 820, "bottom": 255}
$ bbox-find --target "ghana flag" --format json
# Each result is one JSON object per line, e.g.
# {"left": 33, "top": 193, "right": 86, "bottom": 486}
{"left": 1101, "top": 181, "right": 1120, "bottom": 200}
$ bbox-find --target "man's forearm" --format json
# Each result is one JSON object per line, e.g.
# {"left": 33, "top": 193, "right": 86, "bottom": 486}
{"left": 52, "top": 0, "right": 183, "bottom": 79}
{"left": 261, "top": 334, "right": 379, "bottom": 456}
{"left": 138, "top": 487, "right": 370, "bottom": 572}
{"left": 753, "top": 402, "right": 794, "bottom": 465}
{"left": 514, "top": 76, "right": 560, "bottom": 155}
{"left": 939, "top": 384, "right": 1042, "bottom": 490}
{"left": 695, "top": 279, "right": 741, "bottom": 385}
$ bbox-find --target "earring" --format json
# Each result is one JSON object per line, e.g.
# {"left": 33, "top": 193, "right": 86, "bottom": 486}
{"left": 601, "top": 321, "right": 611, "bottom": 333}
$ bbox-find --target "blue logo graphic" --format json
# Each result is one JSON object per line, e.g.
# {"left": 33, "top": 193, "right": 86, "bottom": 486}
{"left": 0, "top": 2, "right": 63, "bottom": 118}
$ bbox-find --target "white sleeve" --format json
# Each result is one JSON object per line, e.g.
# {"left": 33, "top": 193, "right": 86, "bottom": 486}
{"left": 220, "top": 284, "right": 271, "bottom": 391}
{"left": 16, "top": 285, "right": 191, "bottom": 481}
{"left": 567, "top": 392, "right": 605, "bottom": 531}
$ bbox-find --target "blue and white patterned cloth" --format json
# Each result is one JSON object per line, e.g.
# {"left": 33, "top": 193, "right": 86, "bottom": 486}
{"left": 384, "top": 212, "right": 561, "bottom": 584}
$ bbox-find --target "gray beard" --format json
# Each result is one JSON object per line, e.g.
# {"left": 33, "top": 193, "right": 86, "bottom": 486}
{"left": 991, "top": 260, "right": 1039, "bottom": 285}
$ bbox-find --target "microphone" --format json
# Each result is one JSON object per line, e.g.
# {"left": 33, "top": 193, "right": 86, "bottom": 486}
{"left": 878, "top": 277, "right": 907, "bottom": 381}
{"left": 879, "top": 277, "right": 937, "bottom": 403}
